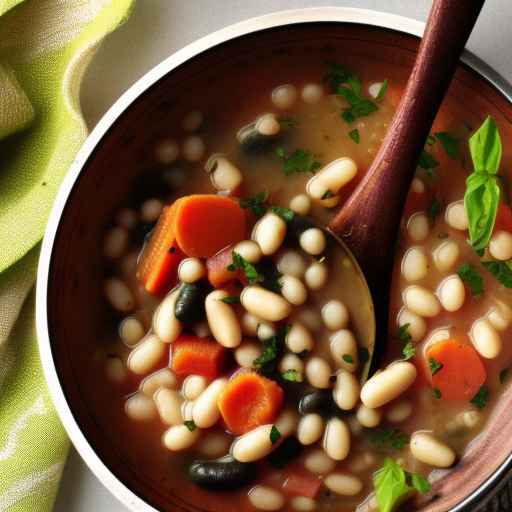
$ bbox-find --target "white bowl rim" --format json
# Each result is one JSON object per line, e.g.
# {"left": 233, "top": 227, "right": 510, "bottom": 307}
{"left": 35, "top": 6, "right": 512, "bottom": 512}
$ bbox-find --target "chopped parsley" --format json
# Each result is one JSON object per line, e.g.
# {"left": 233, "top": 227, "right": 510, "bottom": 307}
{"left": 500, "top": 367, "right": 510, "bottom": 384}
{"left": 324, "top": 61, "right": 353, "bottom": 92}
{"left": 281, "top": 369, "right": 302, "bottom": 382}
{"left": 429, "top": 198, "right": 442, "bottom": 221}
{"left": 470, "top": 385, "right": 489, "bottom": 409}
{"left": 252, "top": 326, "right": 288, "bottom": 377}
{"left": 276, "top": 147, "right": 321, "bottom": 175}
{"left": 184, "top": 420, "right": 196, "bottom": 432}
{"left": 433, "top": 388, "right": 442, "bottom": 399}
{"left": 369, "top": 427, "right": 410, "bottom": 450}
{"left": 429, "top": 357, "right": 443, "bottom": 376}
{"left": 457, "top": 263, "right": 484, "bottom": 296}
{"left": 221, "top": 296, "right": 240, "bottom": 304}
{"left": 270, "top": 425, "right": 281, "bottom": 444}
{"left": 376, "top": 79, "right": 389, "bottom": 102}
{"left": 482, "top": 260, "right": 512, "bottom": 288}
{"left": 402, "top": 342, "right": 415, "bottom": 361}
{"left": 270, "top": 206, "right": 295, "bottom": 222}
{"left": 342, "top": 354, "right": 354, "bottom": 364}
{"left": 349, "top": 128, "right": 360, "bottom": 144}
{"left": 434, "top": 131, "right": 460, "bottom": 159}
{"left": 227, "top": 251, "right": 264, "bottom": 285}
{"left": 239, "top": 191, "right": 268, "bottom": 217}
{"left": 418, "top": 149, "right": 439, "bottom": 174}
{"left": 396, "top": 323, "right": 412, "bottom": 343}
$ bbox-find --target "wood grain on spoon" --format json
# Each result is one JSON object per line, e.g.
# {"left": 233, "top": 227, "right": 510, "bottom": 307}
{"left": 329, "top": 0, "right": 485, "bottom": 355}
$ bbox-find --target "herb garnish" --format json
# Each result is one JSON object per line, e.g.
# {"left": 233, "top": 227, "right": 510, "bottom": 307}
{"left": 342, "top": 354, "right": 354, "bottom": 364}
{"left": 221, "top": 296, "right": 240, "bottom": 304}
{"left": 276, "top": 147, "right": 321, "bottom": 175}
{"left": 324, "top": 62, "right": 353, "bottom": 92}
{"left": 184, "top": 420, "right": 196, "bottom": 432}
{"left": 397, "top": 324, "right": 412, "bottom": 343}
{"left": 433, "top": 388, "right": 442, "bottom": 399}
{"left": 470, "top": 385, "right": 489, "bottom": 409}
{"left": 349, "top": 128, "right": 360, "bottom": 144}
{"left": 464, "top": 116, "right": 502, "bottom": 251}
{"left": 376, "top": 79, "right": 389, "bottom": 102}
{"left": 227, "top": 251, "right": 263, "bottom": 284}
{"left": 434, "top": 131, "right": 460, "bottom": 159}
{"left": 270, "top": 206, "right": 295, "bottom": 222}
{"left": 373, "top": 458, "right": 431, "bottom": 512}
{"left": 402, "top": 342, "right": 415, "bottom": 361}
{"left": 457, "top": 263, "right": 484, "bottom": 296}
{"left": 369, "top": 428, "right": 410, "bottom": 450}
{"left": 281, "top": 369, "right": 302, "bottom": 382}
{"left": 252, "top": 325, "right": 289, "bottom": 377}
{"left": 482, "top": 260, "right": 512, "bottom": 288}
{"left": 239, "top": 191, "right": 268, "bottom": 217}
{"left": 429, "top": 357, "right": 444, "bottom": 376}
{"left": 418, "top": 149, "right": 439, "bottom": 175}
{"left": 270, "top": 425, "right": 281, "bottom": 444}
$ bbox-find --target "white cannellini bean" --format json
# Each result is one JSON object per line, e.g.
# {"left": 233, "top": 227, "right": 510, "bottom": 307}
{"left": 205, "top": 290, "right": 242, "bottom": 348}
{"left": 438, "top": 275, "right": 465, "bottom": 312}
{"left": 182, "top": 135, "right": 205, "bottom": 161}
{"left": 279, "top": 354, "right": 304, "bottom": 377}
{"left": 407, "top": 213, "right": 429, "bottom": 242}
{"left": 104, "top": 227, "right": 129, "bottom": 259}
{"left": 155, "top": 138, "right": 179, "bottom": 164}
{"left": 125, "top": 393, "right": 157, "bottom": 421}
{"left": 487, "top": 299, "right": 512, "bottom": 331}
{"left": 470, "top": 318, "right": 502, "bottom": 358}
{"left": 368, "top": 82, "right": 384, "bottom": 99}
{"left": 297, "top": 414, "right": 325, "bottom": 445}
{"left": 163, "top": 424, "right": 201, "bottom": 451}
{"left": 275, "top": 408, "right": 299, "bottom": 437}
{"left": 410, "top": 432, "right": 456, "bottom": 468}
{"left": 323, "top": 417, "right": 351, "bottom": 461}
{"left": 241, "top": 286, "right": 292, "bottom": 322}
{"left": 299, "top": 228, "right": 326, "bottom": 256}
{"left": 385, "top": 400, "right": 412, "bottom": 423}
{"left": 347, "top": 452, "right": 376, "bottom": 473}
{"left": 234, "top": 240, "right": 262, "bottom": 264}
{"left": 232, "top": 424, "right": 275, "bottom": 462}
{"left": 445, "top": 200, "right": 468, "bottom": 230}
{"left": 193, "top": 378, "right": 228, "bottom": 428}
{"left": 303, "top": 448, "right": 336, "bottom": 474}
{"left": 333, "top": 370, "right": 360, "bottom": 411}
{"left": 154, "top": 388, "right": 183, "bottom": 425}
{"left": 276, "top": 250, "right": 307, "bottom": 278}
{"left": 205, "top": 154, "right": 243, "bottom": 192}
{"left": 178, "top": 258, "right": 206, "bottom": 283}
{"left": 249, "top": 486, "right": 285, "bottom": 511}
{"left": 182, "top": 375, "right": 209, "bottom": 401}
{"left": 356, "top": 405, "right": 382, "bottom": 428}
{"left": 302, "top": 83, "right": 324, "bottom": 104}
{"left": 116, "top": 208, "right": 138, "bottom": 229}
{"left": 289, "top": 194, "right": 311, "bottom": 216}
{"left": 330, "top": 330, "right": 359, "bottom": 371}
{"left": 240, "top": 312, "right": 260, "bottom": 336}
{"left": 153, "top": 288, "right": 183, "bottom": 343}
{"left": 127, "top": 334, "right": 166, "bottom": 375}
{"left": 105, "top": 278, "right": 135, "bottom": 312}
{"left": 304, "top": 261, "right": 328, "bottom": 290}
{"left": 396, "top": 308, "right": 427, "bottom": 342}
{"left": 321, "top": 300, "right": 349, "bottom": 330}
{"left": 403, "top": 285, "right": 441, "bottom": 318}
{"left": 182, "top": 110, "right": 203, "bottom": 132}
{"left": 252, "top": 213, "right": 287, "bottom": 256}
{"left": 306, "top": 158, "right": 357, "bottom": 201}
{"left": 141, "top": 368, "right": 178, "bottom": 396}
{"left": 286, "top": 322, "right": 314, "bottom": 353}
{"left": 324, "top": 473, "right": 363, "bottom": 496}
{"left": 256, "top": 113, "right": 281, "bottom": 136}
{"left": 140, "top": 198, "right": 163, "bottom": 223}
{"left": 105, "top": 357, "right": 127, "bottom": 383}
{"left": 291, "top": 496, "right": 316, "bottom": 512}
{"left": 235, "top": 340, "right": 262, "bottom": 368}
{"left": 361, "top": 361, "right": 417, "bottom": 408}
{"left": 411, "top": 177, "right": 425, "bottom": 194}
{"left": 258, "top": 321, "right": 277, "bottom": 341}
{"left": 272, "top": 84, "right": 297, "bottom": 109}
{"left": 433, "top": 240, "right": 460, "bottom": 272}
{"left": 305, "top": 357, "right": 332, "bottom": 389}
{"left": 401, "top": 247, "right": 429, "bottom": 282}
{"left": 119, "top": 316, "right": 145, "bottom": 346}
{"left": 181, "top": 400, "right": 195, "bottom": 422}
{"left": 489, "top": 230, "right": 512, "bottom": 260}
{"left": 280, "top": 275, "right": 308, "bottom": 305}
{"left": 197, "top": 432, "right": 231, "bottom": 458}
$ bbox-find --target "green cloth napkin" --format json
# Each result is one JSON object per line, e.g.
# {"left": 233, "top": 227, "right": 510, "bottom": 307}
{"left": 0, "top": 0, "right": 134, "bottom": 510}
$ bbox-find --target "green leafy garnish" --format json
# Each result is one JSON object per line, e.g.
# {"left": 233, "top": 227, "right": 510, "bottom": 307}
{"left": 434, "top": 131, "right": 460, "bottom": 159}
{"left": 429, "top": 198, "right": 442, "bottom": 221}
{"left": 252, "top": 326, "right": 288, "bottom": 377}
{"left": 373, "top": 458, "right": 431, "bottom": 512}
{"left": 457, "top": 263, "right": 484, "bottom": 296}
{"left": 281, "top": 369, "right": 302, "bottom": 382}
{"left": 429, "top": 357, "right": 443, "bottom": 376}
{"left": 482, "top": 260, "right": 512, "bottom": 288}
{"left": 418, "top": 149, "right": 439, "bottom": 174}
{"left": 239, "top": 191, "right": 268, "bottom": 217}
{"left": 500, "top": 367, "right": 510, "bottom": 384}
{"left": 276, "top": 147, "right": 321, "bottom": 175}
{"left": 321, "top": 190, "right": 334, "bottom": 200}
{"left": 270, "top": 425, "right": 281, "bottom": 444}
{"left": 324, "top": 62, "right": 353, "bottom": 92}
{"left": 433, "top": 388, "right": 442, "bottom": 399}
{"left": 369, "top": 428, "right": 410, "bottom": 450}
{"left": 349, "top": 128, "right": 360, "bottom": 144}
{"left": 342, "top": 354, "right": 354, "bottom": 364}
{"left": 228, "top": 251, "right": 263, "bottom": 285}
{"left": 397, "top": 323, "right": 412, "bottom": 343}
{"left": 221, "top": 296, "right": 240, "bottom": 304}
{"left": 470, "top": 385, "right": 489, "bottom": 409}
{"left": 270, "top": 206, "right": 295, "bottom": 222}
{"left": 464, "top": 116, "right": 502, "bottom": 251}
{"left": 402, "top": 342, "right": 415, "bottom": 360}
{"left": 376, "top": 79, "right": 388, "bottom": 102}
{"left": 184, "top": 420, "right": 196, "bottom": 432}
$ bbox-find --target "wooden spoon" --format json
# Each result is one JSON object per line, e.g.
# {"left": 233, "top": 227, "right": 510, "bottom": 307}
{"left": 329, "top": 0, "right": 485, "bottom": 374}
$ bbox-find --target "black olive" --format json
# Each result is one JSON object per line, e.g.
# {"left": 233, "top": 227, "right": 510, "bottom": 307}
{"left": 267, "top": 437, "right": 302, "bottom": 468}
{"left": 298, "top": 390, "right": 334, "bottom": 416}
{"left": 188, "top": 455, "right": 258, "bottom": 490}
{"left": 174, "top": 282, "right": 208, "bottom": 323}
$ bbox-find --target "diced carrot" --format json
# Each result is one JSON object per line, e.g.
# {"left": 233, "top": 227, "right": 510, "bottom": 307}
{"left": 218, "top": 372, "right": 284, "bottom": 435}
{"left": 494, "top": 203, "right": 512, "bottom": 234}
{"left": 136, "top": 201, "right": 186, "bottom": 295}
{"left": 171, "top": 334, "right": 226, "bottom": 379}
{"left": 282, "top": 471, "right": 323, "bottom": 498}
{"left": 174, "top": 195, "right": 246, "bottom": 258}
{"left": 426, "top": 339, "right": 487, "bottom": 401}
{"left": 206, "top": 245, "right": 242, "bottom": 288}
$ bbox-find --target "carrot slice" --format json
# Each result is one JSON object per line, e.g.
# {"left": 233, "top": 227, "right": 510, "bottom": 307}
{"left": 171, "top": 334, "right": 226, "bottom": 379}
{"left": 136, "top": 201, "right": 186, "bottom": 295}
{"left": 218, "top": 372, "right": 284, "bottom": 435}
{"left": 426, "top": 339, "right": 487, "bottom": 401}
{"left": 174, "top": 195, "right": 246, "bottom": 258}
{"left": 495, "top": 203, "right": 512, "bottom": 233}
{"left": 282, "top": 471, "right": 323, "bottom": 498}
{"left": 206, "top": 245, "right": 247, "bottom": 288}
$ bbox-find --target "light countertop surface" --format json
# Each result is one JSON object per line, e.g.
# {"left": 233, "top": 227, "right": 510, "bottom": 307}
{"left": 54, "top": 0, "right": 512, "bottom": 510}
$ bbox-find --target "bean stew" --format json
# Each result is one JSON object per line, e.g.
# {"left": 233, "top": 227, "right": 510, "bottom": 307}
{"left": 93, "top": 58, "right": 512, "bottom": 512}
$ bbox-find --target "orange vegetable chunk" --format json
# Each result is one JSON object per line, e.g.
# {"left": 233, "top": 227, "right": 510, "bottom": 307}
{"left": 206, "top": 245, "right": 239, "bottom": 288}
{"left": 283, "top": 471, "right": 322, "bottom": 498}
{"left": 174, "top": 195, "right": 246, "bottom": 258}
{"left": 427, "top": 339, "right": 487, "bottom": 401}
{"left": 171, "top": 334, "right": 226, "bottom": 379}
{"left": 218, "top": 372, "right": 284, "bottom": 435}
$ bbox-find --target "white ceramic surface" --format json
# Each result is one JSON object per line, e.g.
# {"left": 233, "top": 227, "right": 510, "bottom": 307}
{"left": 51, "top": 1, "right": 512, "bottom": 510}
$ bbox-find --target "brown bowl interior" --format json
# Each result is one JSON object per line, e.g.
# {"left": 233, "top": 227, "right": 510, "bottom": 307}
{"left": 46, "top": 22, "right": 512, "bottom": 512}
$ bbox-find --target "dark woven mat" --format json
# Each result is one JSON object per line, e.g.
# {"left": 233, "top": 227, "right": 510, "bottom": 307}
{"left": 476, "top": 472, "right": 512, "bottom": 511}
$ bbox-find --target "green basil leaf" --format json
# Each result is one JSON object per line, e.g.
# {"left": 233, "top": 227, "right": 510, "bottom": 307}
{"left": 411, "top": 473, "right": 431, "bottom": 494}
{"left": 457, "top": 263, "right": 484, "bottom": 296}
{"left": 469, "top": 116, "right": 502, "bottom": 173}
{"left": 373, "top": 458, "right": 413, "bottom": 512}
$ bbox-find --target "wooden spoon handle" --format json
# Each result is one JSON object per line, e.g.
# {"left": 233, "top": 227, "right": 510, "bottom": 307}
{"left": 329, "top": 0, "right": 484, "bottom": 290}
